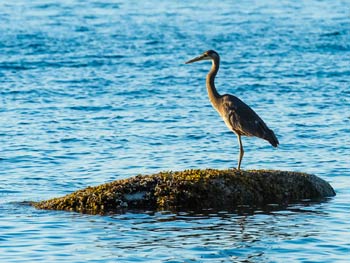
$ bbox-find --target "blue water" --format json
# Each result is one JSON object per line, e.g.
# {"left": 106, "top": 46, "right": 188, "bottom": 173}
{"left": 1, "top": 0, "right": 349, "bottom": 262}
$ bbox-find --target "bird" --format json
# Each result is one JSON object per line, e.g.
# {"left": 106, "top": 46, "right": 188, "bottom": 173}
{"left": 185, "top": 50, "right": 279, "bottom": 170}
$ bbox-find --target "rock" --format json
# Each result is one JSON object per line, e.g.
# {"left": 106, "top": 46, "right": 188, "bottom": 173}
{"left": 33, "top": 169, "right": 335, "bottom": 214}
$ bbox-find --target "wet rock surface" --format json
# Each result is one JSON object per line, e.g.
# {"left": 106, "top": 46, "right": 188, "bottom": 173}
{"left": 33, "top": 169, "right": 336, "bottom": 215}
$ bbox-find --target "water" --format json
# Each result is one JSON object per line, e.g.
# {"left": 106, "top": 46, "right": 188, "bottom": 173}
{"left": 1, "top": 0, "right": 349, "bottom": 262}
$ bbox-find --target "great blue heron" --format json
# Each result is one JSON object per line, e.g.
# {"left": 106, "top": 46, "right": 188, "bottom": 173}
{"left": 185, "top": 50, "right": 279, "bottom": 170}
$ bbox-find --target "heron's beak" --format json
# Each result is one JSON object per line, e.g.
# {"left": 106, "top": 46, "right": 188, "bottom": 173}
{"left": 185, "top": 54, "right": 207, "bottom": 64}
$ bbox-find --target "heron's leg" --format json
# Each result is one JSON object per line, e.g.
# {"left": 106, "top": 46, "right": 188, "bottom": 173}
{"left": 237, "top": 135, "right": 244, "bottom": 170}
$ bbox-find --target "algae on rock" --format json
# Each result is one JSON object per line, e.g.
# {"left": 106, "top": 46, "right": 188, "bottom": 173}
{"left": 33, "top": 169, "right": 335, "bottom": 215}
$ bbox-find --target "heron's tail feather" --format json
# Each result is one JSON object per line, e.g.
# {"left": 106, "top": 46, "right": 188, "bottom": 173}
{"left": 265, "top": 129, "right": 279, "bottom": 147}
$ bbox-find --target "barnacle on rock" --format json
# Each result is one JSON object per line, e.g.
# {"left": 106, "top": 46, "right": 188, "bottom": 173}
{"left": 33, "top": 169, "right": 335, "bottom": 215}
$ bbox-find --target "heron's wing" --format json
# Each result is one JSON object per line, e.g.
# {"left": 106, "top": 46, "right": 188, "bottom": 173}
{"left": 221, "top": 95, "right": 279, "bottom": 146}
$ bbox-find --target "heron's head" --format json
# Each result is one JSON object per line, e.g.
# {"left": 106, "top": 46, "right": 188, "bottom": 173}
{"left": 185, "top": 50, "right": 219, "bottom": 64}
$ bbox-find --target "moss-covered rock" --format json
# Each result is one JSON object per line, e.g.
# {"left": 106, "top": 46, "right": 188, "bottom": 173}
{"left": 33, "top": 169, "right": 335, "bottom": 214}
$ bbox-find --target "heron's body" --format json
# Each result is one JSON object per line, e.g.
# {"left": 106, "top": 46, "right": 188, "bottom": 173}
{"left": 186, "top": 50, "right": 279, "bottom": 170}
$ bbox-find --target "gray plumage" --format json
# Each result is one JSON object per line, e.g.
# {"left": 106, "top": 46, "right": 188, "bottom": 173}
{"left": 186, "top": 50, "right": 279, "bottom": 170}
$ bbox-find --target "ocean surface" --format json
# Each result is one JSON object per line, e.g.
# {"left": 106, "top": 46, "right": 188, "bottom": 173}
{"left": 1, "top": 0, "right": 349, "bottom": 262}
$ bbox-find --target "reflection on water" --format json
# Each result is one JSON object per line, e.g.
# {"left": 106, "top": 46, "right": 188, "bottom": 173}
{"left": 3, "top": 199, "right": 346, "bottom": 263}
{"left": 1, "top": 0, "right": 350, "bottom": 262}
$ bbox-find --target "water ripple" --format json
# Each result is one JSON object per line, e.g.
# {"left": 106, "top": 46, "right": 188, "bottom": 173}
{"left": 1, "top": 0, "right": 349, "bottom": 262}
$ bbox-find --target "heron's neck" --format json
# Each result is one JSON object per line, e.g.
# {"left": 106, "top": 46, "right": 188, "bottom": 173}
{"left": 206, "top": 58, "right": 221, "bottom": 108}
